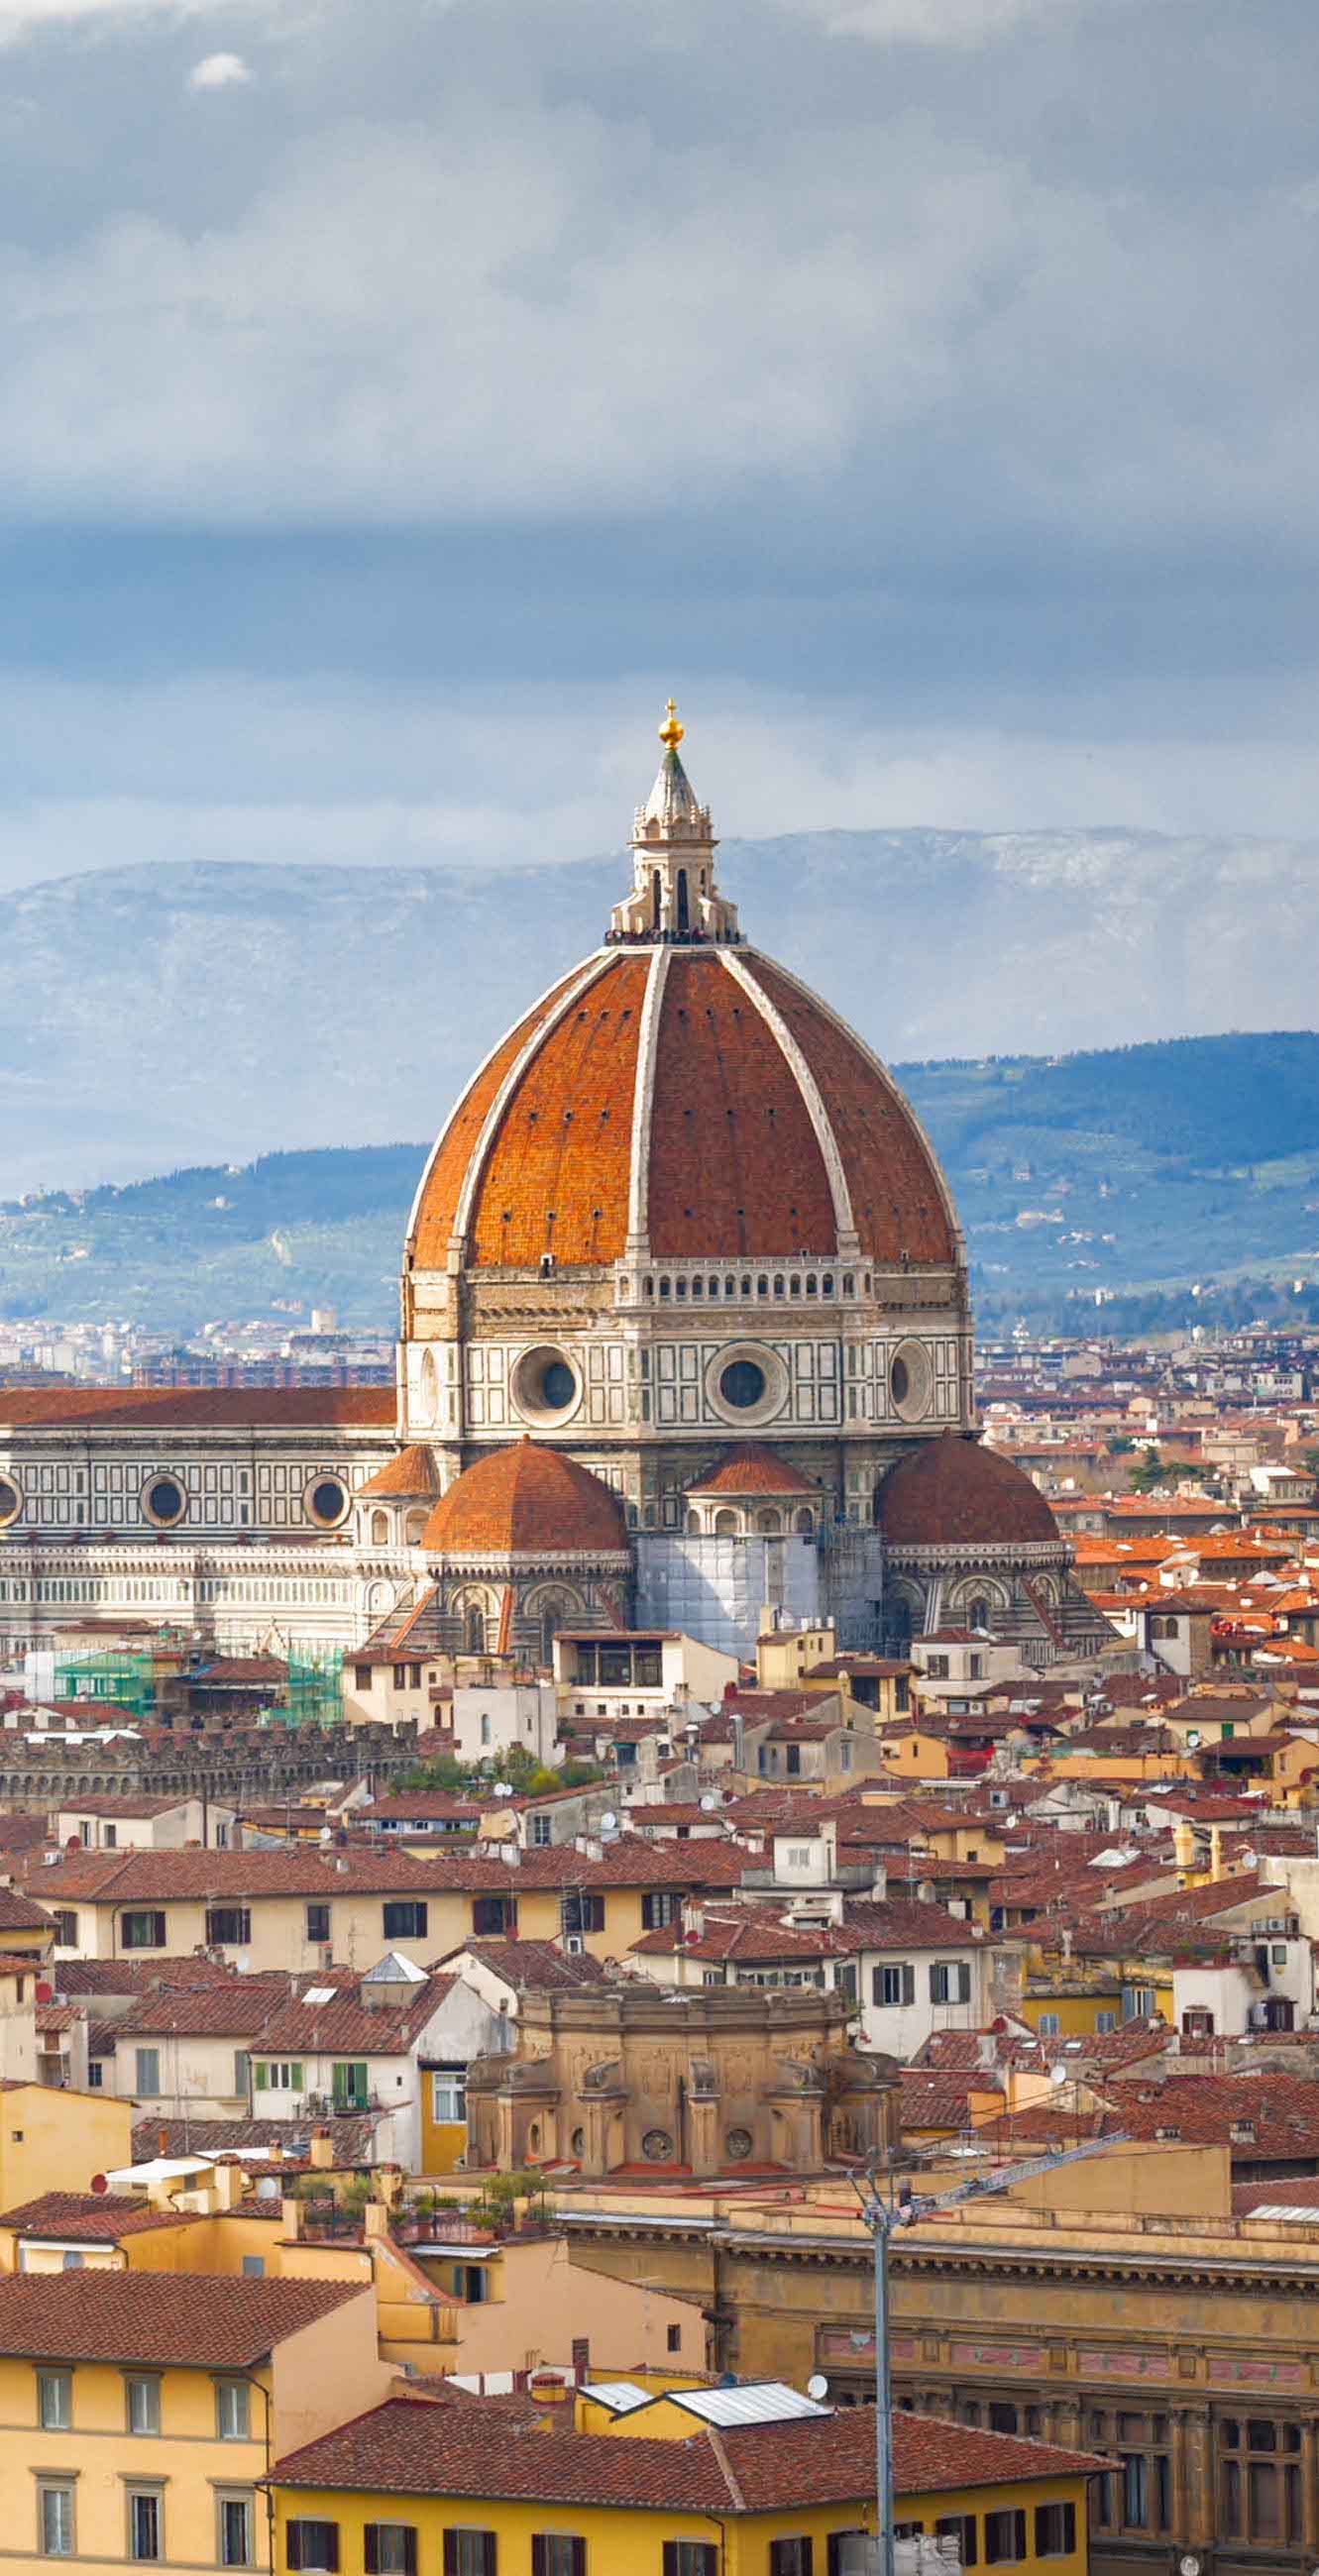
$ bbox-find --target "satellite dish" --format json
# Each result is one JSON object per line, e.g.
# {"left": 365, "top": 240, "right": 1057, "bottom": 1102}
{"left": 319, "top": 1825, "right": 332, "bottom": 1843}
{"left": 1048, "top": 2062, "right": 1069, "bottom": 2088}
{"left": 1185, "top": 1730, "right": 1201, "bottom": 1750}
{"left": 1179, "top": 2557, "right": 1202, "bottom": 2576}
{"left": 806, "top": 2373, "right": 829, "bottom": 2401}
{"left": 493, "top": 1783, "right": 513, "bottom": 1798}
{"left": 700, "top": 1794, "right": 718, "bottom": 1814}
{"left": 600, "top": 1811, "right": 618, "bottom": 1834}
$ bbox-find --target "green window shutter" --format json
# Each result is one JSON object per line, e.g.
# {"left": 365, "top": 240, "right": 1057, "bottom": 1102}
{"left": 291, "top": 2063, "right": 303, "bottom": 2091}
{"left": 254, "top": 2062, "right": 268, "bottom": 2092}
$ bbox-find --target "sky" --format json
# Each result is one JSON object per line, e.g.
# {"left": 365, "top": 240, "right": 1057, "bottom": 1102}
{"left": 0, "top": 0, "right": 1317, "bottom": 893}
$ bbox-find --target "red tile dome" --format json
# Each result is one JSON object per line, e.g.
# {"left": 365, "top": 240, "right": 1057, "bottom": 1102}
{"left": 406, "top": 944, "right": 957, "bottom": 1275}
{"left": 421, "top": 1440, "right": 628, "bottom": 1557}
{"left": 877, "top": 1432, "right": 1061, "bottom": 1550}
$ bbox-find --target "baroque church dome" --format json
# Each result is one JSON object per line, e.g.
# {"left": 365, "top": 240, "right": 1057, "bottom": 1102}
{"left": 405, "top": 709, "right": 957, "bottom": 1280}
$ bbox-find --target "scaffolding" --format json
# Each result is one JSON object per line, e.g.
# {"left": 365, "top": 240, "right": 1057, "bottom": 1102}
{"left": 275, "top": 1646, "right": 345, "bottom": 1731}
{"left": 52, "top": 1646, "right": 156, "bottom": 1720}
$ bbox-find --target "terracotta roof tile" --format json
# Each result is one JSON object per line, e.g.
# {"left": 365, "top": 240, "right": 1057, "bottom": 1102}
{"left": 0, "top": 2269, "right": 362, "bottom": 2366}
{"left": 0, "top": 2193, "right": 197, "bottom": 2241}
{"left": 878, "top": 1433, "right": 1060, "bottom": 1549}
{"left": 421, "top": 1442, "right": 628, "bottom": 1557}
{"left": 0, "top": 1388, "right": 392, "bottom": 1430}
{"left": 268, "top": 2395, "right": 1101, "bottom": 2511}
{"left": 357, "top": 1446, "right": 446, "bottom": 1501}
{"left": 686, "top": 1445, "right": 820, "bottom": 1498}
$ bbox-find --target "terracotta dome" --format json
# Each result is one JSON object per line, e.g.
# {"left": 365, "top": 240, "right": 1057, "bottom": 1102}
{"left": 877, "top": 1432, "right": 1060, "bottom": 1550}
{"left": 687, "top": 1444, "right": 819, "bottom": 1498}
{"left": 357, "top": 1444, "right": 443, "bottom": 1500}
{"left": 406, "top": 941, "right": 956, "bottom": 1273}
{"left": 421, "top": 1439, "right": 628, "bottom": 1557}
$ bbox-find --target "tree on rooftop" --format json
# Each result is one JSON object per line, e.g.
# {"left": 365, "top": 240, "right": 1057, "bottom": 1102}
{"left": 1128, "top": 1447, "right": 1168, "bottom": 1493}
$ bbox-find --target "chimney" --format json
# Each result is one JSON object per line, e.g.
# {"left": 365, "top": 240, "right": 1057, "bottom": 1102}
{"left": 308, "top": 2126, "right": 335, "bottom": 2171}
{"left": 280, "top": 2194, "right": 303, "bottom": 2239}
{"left": 682, "top": 1895, "right": 705, "bottom": 1944}
{"left": 1210, "top": 1824, "right": 1224, "bottom": 1882}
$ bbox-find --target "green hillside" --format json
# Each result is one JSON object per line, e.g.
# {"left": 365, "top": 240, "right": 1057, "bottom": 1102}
{"left": 5, "top": 1035, "right": 1319, "bottom": 1339}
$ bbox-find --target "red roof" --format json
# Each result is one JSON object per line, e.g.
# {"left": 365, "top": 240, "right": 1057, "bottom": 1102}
{"left": 0, "top": 2193, "right": 196, "bottom": 2241}
{"left": 270, "top": 2394, "right": 1100, "bottom": 2510}
{"left": 686, "top": 1446, "right": 819, "bottom": 1498}
{"left": 357, "top": 1446, "right": 445, "bottom": 1501}
{"left": 406, "top": 943, "right": 955, "bottom": 1273}
{"left": 0, "top": 2269, "right": 362, "bottom": 2365}
{"left": 422, "top": 1441, "right": 628, "bottom": 1557}
{"left": 878, "top": 1434, "right": 1061, "bottom": 1549}
{"left": 0, "top": 1388, "right": 392, "bottom": 1430}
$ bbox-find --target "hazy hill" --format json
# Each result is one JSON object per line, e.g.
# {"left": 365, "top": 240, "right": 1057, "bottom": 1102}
{"left": 9, "top": 1035, "right": 1319, "bottom": 1339}
{"left": 5, "top": 823, "right": 1319, "bottom": 1200}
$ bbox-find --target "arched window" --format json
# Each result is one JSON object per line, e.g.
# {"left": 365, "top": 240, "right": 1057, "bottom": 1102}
{"left": 794, "top": 1507, "right": 815, "bottom": 1536}
{"left": 676, "top": 868, "right": 690, "bottom": 932}
{"left": 651, "top": 867, "right": 662, "bottom": 926}
{"left": 687, "top": 1509, "right": 701, "bottom": 1535}
{"left": 465, "top": 1604, "right": 485, "bottom": 1654}
{"left": 405, "top": 1511, "right": 426, "bottom": 1545}
{"left": 757, "top": 1508, "right": 782, "bottom": 1535}
{"left": 714, "top": 1508, "right": 739, "bottom": 1537}
{"left": 370, "top": 1509, "right": 388, "bottom": 1547}
{"left": 969, "top": 1597, "right": 989, "bottom": 1633}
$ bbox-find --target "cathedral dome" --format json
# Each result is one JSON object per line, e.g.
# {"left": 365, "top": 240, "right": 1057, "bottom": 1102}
{"left": 405, "top": 714, "right": 958, "bottom": 1280}
{"left": 407, "top": 944, "right": 955, "bottom": 1275}
{"left": 421, "top": 1439, "right": 628, "bottom": 1558}
{"left": 877, "top": 1432, "right": 1061, "bottom": 1551}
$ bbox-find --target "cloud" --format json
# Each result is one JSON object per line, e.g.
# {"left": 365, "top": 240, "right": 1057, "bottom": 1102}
{"left": 0, "top": 0, "right": 229, "bottom": 33}
{"left": 780, "top": 0, "right": 1082, "bottom": 44}
{"left": 188, "top": 48, "right": 250, "bottom": 85}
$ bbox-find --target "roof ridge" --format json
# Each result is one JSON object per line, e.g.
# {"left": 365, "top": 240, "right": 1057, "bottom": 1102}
{"left": 702, "top": 2423, "right": 746, "bottom": 2512}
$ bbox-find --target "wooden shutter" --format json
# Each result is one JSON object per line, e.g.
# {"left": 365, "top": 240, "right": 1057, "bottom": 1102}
{"left": 901, "top": 1964, "right": 915, "bottom": 2004}
{"left": 531, "top": 2541, "right": 547, "bottom": 2576}
{"left": 325, "top": 2527, "right": 340, "bottom": 2573}
{"left": 291, "top": 2062, "right": 304, "bottom": 2091}
{"left": 285, "top": 2524, "right": 303, "bottom": 2572}
{"left": 402, "top": 2531, "right": 417, "bottom": 2576}
{"left": 663, "top": 2548, "right": 679, "bottom": 2576}
{"left": 571, "top": 2543, "right": 587, "bottom": 2576}
{"left": 364, "top": 2528, "right": 380, "bottom": 2574}
{"left": 826, "top": 2542, "right": 840, "bottom": 2576}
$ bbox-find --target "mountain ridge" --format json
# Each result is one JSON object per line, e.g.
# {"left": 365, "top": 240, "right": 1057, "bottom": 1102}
{"left": 6, "top": 823, "right": 1319, "bottom": 1200}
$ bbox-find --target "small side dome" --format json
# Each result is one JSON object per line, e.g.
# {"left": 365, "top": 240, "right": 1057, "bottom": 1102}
{"left": 357, "top": 1445, "right": 444, "bottom": 1501}
{"left": 877, "top": 1431, "right": 1060, "bottom": 1550}
{"left": 422, "top": 1440, "right": 629, "bottom": 1557}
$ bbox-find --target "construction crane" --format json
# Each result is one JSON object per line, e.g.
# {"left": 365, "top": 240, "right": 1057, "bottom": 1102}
{"left": 854, "top": 2128, "right": 1125, "bottom": 2576}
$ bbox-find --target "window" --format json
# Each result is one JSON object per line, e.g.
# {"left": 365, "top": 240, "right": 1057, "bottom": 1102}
{"left": 667, "top": 2324, "right": 683, "bottom": 2354}
{"left": 473, "top": 1896, "right": 516, "bottom": 1936}
{"left": 134, "top": 2048, "right": 162, "bottom": 2097}
{"left": 383, "top": 1901, "right": 428, "bottom": 1940}
{"left": 332, "top": 2061, "right": 369, "bottom": 2110}
{"left": 984, "top": 2510, "right": 1026, "bottom": 2564}
{"left": 1034, "top": 2503, "right": 1075, "bottom": 2556}
{"left": 531, "top": 1813, "right": 553, "bottom": 1846}
{"left": 641, "top": 1891, "right": 679, "bottom": 1930}
{"left": 1037, "top": 2012, "right": 1060, "bottom": 2037}
{"left": 431, "top": 2071, "right": 466, "bottom": 2126}
{"left": 121, "top": 1910, "right": 166, "bottom": 1951}
{"left": 88, "top": 2062, "right": 104, "bottom": 2090}
{"left": 930, "top": 1961, "right": 971, "bottom": 2004}
{"left": 220, "top": 2497, "right": 255, "bottom": 2568}
{"left": 38, "top": 2370, "right": 71, "bottom": 2430}
{"left": 241, "top": 2255, "right": 266, "bottom": 2279}
{"left": 39, "top": 2485, "right": 74, "bottom": 2559}
{"left": 927, "top": 1654, "right": 949, "bottom": 1678}
{"left": 234, "top": 2050, "right": 251, "bottom": 2098}
{"left": 54, "top": 1912, "right": 77, "bottom": 1947}
{"left": 530, "top": 2542, "right": 586, "bottom": 2576}
{"left": 129, "top": 2489, "right": 164, "bottom": 2562}
{"left": 1122, "top": 1985, "right": 1154, "bottom": 2021}
{"left": 989, "top": 2402, "right": 1019, "bottom": 2433}
{"left": 216, "top": 2380, "right": 250, "bottom": 2440}
{"left": 441, "top": 2539, "right": 496, "bottom": 2576}
{"left": 355, "top": 1666, "right": 373, "bottom": 1691}
{"left": 285, "top": 2521, "right": 340, "bottom": 2570}
{"left": 1218, "top": 2415, "right": 1302, "bottom": 2545}
{"left": 769, "top": 2545, "right": 813, "bottom": 2576}
{"left": 255, "top": 2060, "right": 304, "bottom": 2093}
{"left": 1095, "top": 2010, "right": 1117, "bottom": 2034}
{"left": 826, "top": 2540, "right": 877, "bottom": 2576}
{"left": 61, "top": 2252, "right": 83, "bottom": 2272}
{"left": 561, "top": 1891, "right": 605, "bottom": 1936}
{"left": 663, "top": 2549, "right": 717, "bottom": 2576}
{"left": 873, "top": 1963, "right": 915, "bottom": 2007}
{"left": 126, "top": 2375, "right": 161, "bottom": 2434}
{"left": 306, "top": 1903, "right": 331, "bottom": 1945}
{"left": 934, "top": 2520, "right": 978, "bottom": 2567}
{"left": 205, "top": 1907, "right": 252, "bottom": 1947}
{"left": 364, "top": 2526, "right": 417, "bottom": 2574}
